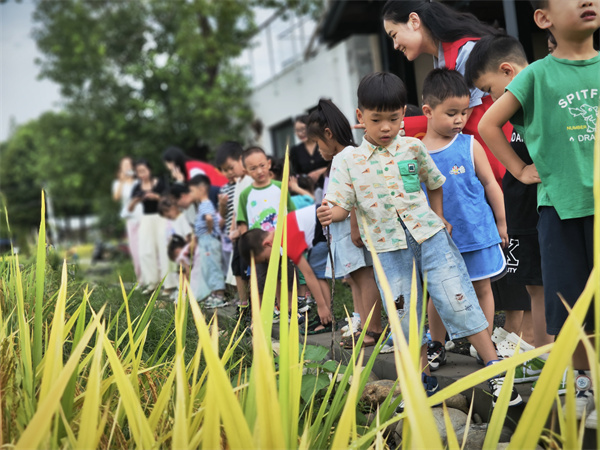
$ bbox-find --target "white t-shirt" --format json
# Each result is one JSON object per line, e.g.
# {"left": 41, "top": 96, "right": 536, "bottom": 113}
{"left": 112, "top": 179, "right": 142, "bottom": 221}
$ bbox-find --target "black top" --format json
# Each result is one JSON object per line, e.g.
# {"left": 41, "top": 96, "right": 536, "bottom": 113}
{"left": 289, "top": 142, "right": 328, "bottom": 176}
{"left": 502, "top": 130, "right": 539, "bottom": 235}
{"left": 131, "top": 178, "right": 166, "bottom": 214}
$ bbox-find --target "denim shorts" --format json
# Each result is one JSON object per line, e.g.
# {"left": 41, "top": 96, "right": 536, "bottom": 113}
{"left": 308, "top": 241, "right": 329, "bottom": 279}
{"left": 325, "top": 219, "right": 373, "bottom": 278}
{"left": 374, "top": 228, "right": 488, "bottom": 345}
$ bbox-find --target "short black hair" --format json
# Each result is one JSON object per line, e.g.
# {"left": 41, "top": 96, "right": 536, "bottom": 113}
{"left": 530, "top": 1, "right": 548, "bottom": 11}
{"left": 238, "top": 229, "right": 269, "bottom": 263}
{"left": 134, "top": 158, "right": 152, "bottom": 171}
{"left": 464, "top": 35, "right": 528, "bottom": 87}
{"left": 188, "top": 174, "right": 211, "bottom": 188}
{"left": 158, "top": 195, "right": 179, "bottom": 216}
{"left": 169, "top": 182, "right": 189, "bottom": 200}
{"left": 422, "top": 68, "right": 470, "bottom": 108}
{"left": 215, "top": 141, "right": 244, "bottom": 167}
{"left": 242, "top": 146, "right": 267, "bottom": 165}
{"left": 168, "top": 234, "right": 186, "bottom": 261}
{"left": 357, "top": 72, "right": 407, "bottom": 112}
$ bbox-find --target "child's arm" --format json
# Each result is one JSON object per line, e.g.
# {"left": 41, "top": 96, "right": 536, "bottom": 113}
{"left": 288, "top": 176, "right": 315, "bottom": 199}
{"left": 478, "top": 92, "right": 541, "bottom": 185}
{"left": 316, "top": 199, "right": 350, "bottom": 227}
{"left": 426, "top": 187, "right": 453, "bottom": 236}
{"left": 472, "top": 139, "right": 508, "bottom": 247}
{"left": 295, "top": 256, "right": 332, "bottom": 325}
{"left": 205, "top": 214, "right": 214, "bottom": 234}
{"left": 350, "top": 208, "right": 363, "bottom": 248}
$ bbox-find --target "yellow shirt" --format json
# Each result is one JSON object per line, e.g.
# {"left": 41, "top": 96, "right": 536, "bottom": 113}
{"left": 325, "top": 135, "right": 446, "bottom": 252}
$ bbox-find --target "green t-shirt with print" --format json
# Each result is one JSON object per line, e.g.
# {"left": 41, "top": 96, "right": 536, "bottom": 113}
{"left": 237, "top": 180, "right": 296, "bottom": 230}
{"left": 507, "top": 53, "right": 599, "bottom": 220}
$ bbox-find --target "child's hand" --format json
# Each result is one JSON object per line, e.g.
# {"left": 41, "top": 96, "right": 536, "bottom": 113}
{"left": 288, "top": 176, "right": 299, "bottom": 192}
{"left": 516, "top": 164, "right": 541, "bottom": 185}
{"left": 497, "top": 220, "right": 508, "bottom": 248}
{"left": 229, "top": 228, "right": 240, "bottom": 241}
{"left": 317, "top": 303, "right": 332, "bottom": 325}
{"left": 316, "top": 199, "right": 333, "bottom": 227}
{"left": 442, "top": 218, "right": 453, "bottom": 237}
{"left": 351, "top": 225, "right": 363, "bottom": 248}
{"left": 218, "top": 193, "right": 228, "bottom": 208}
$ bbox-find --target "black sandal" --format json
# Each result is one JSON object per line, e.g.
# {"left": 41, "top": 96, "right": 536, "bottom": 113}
{"left": 340, "top": 330, "right": 383, "bottom": 349}
{"left": 301, "top": 317, "right": 333, "bottom": 335}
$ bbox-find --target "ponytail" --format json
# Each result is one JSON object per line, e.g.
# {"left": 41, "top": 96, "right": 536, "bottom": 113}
{"left": 382, "top": 0, "right": 497, "bottom": 43}
{"left": 307, "top": 99, "right": 356, "bottom": 148}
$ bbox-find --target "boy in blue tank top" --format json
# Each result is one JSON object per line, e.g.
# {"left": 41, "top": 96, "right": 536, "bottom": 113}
{"left": 421, "top": 69, "right": 507, "bottom": 371}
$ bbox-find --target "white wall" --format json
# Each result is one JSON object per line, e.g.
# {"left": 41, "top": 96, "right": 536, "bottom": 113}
{"left": 250, "top": 34, "right": 377, "bottom": 155}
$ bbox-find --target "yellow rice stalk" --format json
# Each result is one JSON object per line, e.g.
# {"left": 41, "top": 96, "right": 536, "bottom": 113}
{"left": 38, "top": 261, "right": 69, "bottom": 404}
{"left": 173, "top": 353, "right": 191, "bottom": 450}
{"left": 248, "top": 256, "right": 286, "bottom": 448}
{"left": 361, "top": 215, "right": 443, "bottom": 449}
{"left": 330, "top": 351, "right": 365, "bottom": 449}
{"left": 442, "top": 402, "right": 460, "bottom": 450}
{"left": 186, "top": 281, "right": 254, "bottom": 449}
{"left": 15, "top": 306, "right": 103, "bottom": 449}
{"left": 482, "top": 342, "right": 519, "bottom": 449}
{"left": 508, "top": 272, "right": 596, "bottom": 449}
{"left": 76, "top": 321, "right": 106, "bottom": 450}
{"left": 100, "top": 313, "right": 155, "bottom": 449}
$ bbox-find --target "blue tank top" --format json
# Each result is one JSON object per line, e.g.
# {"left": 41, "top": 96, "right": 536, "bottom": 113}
{"left": 429, "top": 134, "right": 500, "bottom": 252}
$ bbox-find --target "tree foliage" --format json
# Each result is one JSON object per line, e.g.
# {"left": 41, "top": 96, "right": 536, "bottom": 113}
{"left": 1, "top": 0, "right": 324, "bottom": 234}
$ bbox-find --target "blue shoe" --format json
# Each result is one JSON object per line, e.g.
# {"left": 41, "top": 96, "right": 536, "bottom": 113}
{"left": 380, "top": 333, "right": 395, "bottom": 354}
{"left": 396, "top": 373, "right": 440, "bottom": 412}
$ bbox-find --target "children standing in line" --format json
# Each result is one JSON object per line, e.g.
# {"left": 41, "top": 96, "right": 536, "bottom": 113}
{"left": 189, "top": 175, "right": 227, "bottom": 307}
{"left": 464, "top": 34, "right": 554, "bottom": 385}
{"left": 317, "top": 72, "right": 521, "bottom": 407}
{"left": 307, "top": 98, "right": 384, "bottom": 347}
{"left": 420, "top": 68, "right": 507, "bottom": 370}
{"left": 479, "top": 0, "right": 599, "bottom": 426}
{"left": 215, "top": 142, "right": 253, "bottom": 308}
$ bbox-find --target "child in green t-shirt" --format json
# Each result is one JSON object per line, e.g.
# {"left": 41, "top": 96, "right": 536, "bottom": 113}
{"left": 479, "top": 0, "right": 600, "bottom": 427}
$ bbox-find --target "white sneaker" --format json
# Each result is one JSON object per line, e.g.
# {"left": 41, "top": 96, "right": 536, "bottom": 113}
{"left": 575, "top": 370, "right": 594, "bottom": 420}
{"left": 341, "top": 315, "right": 361, "bottom": 333}
{"left": 585, "top": 408, "right": 598, "bottom": 429}
{"left": 491, "top": 327, "right": 509, "bottom": 346}
{"left": 496, "top": 332, "right": 535, "bottom": 358}
{"left": 445, "top": 340, "right": 456, "bottom": 351}
{"left": 380, "top": 334, "right": 395, "bottom": 354}
{"left": 205, "top": 295, "right": 228, "bottom": 308}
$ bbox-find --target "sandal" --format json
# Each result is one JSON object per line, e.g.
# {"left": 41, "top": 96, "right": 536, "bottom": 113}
{"left": 301, "top": 317, "right": 333, "bottom": 335}
{"left": 340, "top": 330, "right": 383, "bottom": 349}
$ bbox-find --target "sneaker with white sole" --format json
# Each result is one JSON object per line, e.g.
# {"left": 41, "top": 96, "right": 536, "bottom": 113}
{"left": 514, "top": 357, "right": 545, "bottom": 383}
{"left": 585, "top": 408, "right": 598, "bottom": 429}
{"left": 396, "top": 373, "right": 440, "bottom": 412}
{"left": 427, "top": 341, "right": 447, "bottom": 371}
{"left": 496, "top": 332, "right": 535, "bottom": 358}
{"left": 531, "top": 367, "right": 567, "bottom": 395}
{"left": 491, "top": 327, "right": 509, "bottom": 346}
{"left": 469, "top": 345, "right": 485, "bottom": 366}
{"left": 575, "top": 370, "right": 594, "bottom": 420}
{"left": 297, "top": 296, "right": 311, "bottom": 313}
{"left": 380, "top": 334, "right": 395, "bottom": 354}
{"left": 273, "top": 307, "right": 281, "bottom": 324}
{"left": 341, "top": 314, "right": 361, "bottom": 333}
{"left": 488, "top": 374, "right": 523, "bottom": 407}
{"left": 205, "top": 295, "right": 228, "bottom": 308}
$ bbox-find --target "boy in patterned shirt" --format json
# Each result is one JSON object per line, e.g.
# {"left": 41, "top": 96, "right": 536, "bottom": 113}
{"left": 317, "top": 72, "right": 521, "bottom": 407}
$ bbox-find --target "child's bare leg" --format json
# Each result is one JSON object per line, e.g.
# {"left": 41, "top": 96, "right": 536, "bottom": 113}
{"left": 526, "top": 285, "right": 552, "bottom": 348}
{"left": 346, "top": 275, "right": 364, "bottom": 320}
{"left": 467, "top": 330, "right": 498, "bottom": 364}
{"left": 503, "top": 310, "right": 524, "bottom": 334}
{"left": 473, "top": 279, "right": 494, "bottom": 336}
{"left": 420, "top": 344, "right": 429, "bottom": 375}
{"left": 427, "top": 298, "right": 447, "bottom": 343}
{"left": 350, "top": 266, "right": 383, "bottom": 344}
{"left": 298, "top": 284, "right": 308, "bottom": 297}
{"left": 520, "top": 311, "right": 535, "bottom": 345}
{"left": 235, "top": 276, "right": 248, "bottom": 305}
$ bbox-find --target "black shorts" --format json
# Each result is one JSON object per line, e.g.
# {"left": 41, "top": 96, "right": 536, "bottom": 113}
{"left": 492, "top": 274, "right": 531, "bottom": 311}
{"left": 256, "top": 259, "right": 295, "bottom": 295}
{"left": 505, "top": 233, "right": 543, "bottom": 286}
{"left": 538, "top": 207, "right": 594, "bottom": 335}
{"left": 231, "top": 241, "right": 249, "bottom": 280}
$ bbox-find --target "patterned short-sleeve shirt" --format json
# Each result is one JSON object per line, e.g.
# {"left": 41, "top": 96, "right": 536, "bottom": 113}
{"left": 324, "top": 135, "right": 446, "bottom": 252}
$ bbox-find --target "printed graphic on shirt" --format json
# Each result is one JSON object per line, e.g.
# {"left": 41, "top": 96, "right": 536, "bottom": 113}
{"left": 450, "top": 165, "right": 466, "bottom": 175}
{"left": 511, "top": 131, "right": 523, "bottom": 144}
{"left": 253, "top": 208, "right": 278, "bottom": 231}
{"left": 559, "top": 88, "right": 598, "bottom": 142}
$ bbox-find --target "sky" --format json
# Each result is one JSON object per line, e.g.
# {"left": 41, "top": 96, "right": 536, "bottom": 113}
{"left": 0, "top": 0, "right": 62, "bottom": 142}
